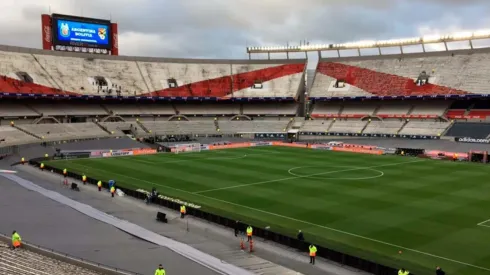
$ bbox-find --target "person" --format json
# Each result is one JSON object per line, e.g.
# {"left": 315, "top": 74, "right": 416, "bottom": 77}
{"left": 246, "top": 225, "right": 253, "bottom": 242}
{"left": 110, "top": 186, "right": 116, "bottom": 197}
{"left": 297, "top": 230, "right": 304, "bottom": 241}
{"left": 398, "top": 268, "right": 409, "bottom": 275}
{"left": 97, "top": 180, "right": 102, "bottom": 191}
{"left": 63, "top": 168, "right": 67, "bottom": 178}
{"left": 309, "top": 244, "right": 317, "bottom": 265}
{"left": 82, "top": 174, "right": 87, "bottom": 185}
{"left": 436, "top": 266, "right": 445, "bottom": 275}
{"left": 180, "top": 205, "right": 186, "bottom": 218}
{"left": 154, "top": 264, "right": 166, "bottom": 275}
{"left": 234, "top": 220, "right": 240, "bottom": 237}
{"left": 40, "top": 162, "right": 44, "bottom": 170}
{"left": 11, "top": 231, "right": 21, "bottom": 249}
{"left": 21, "top": 157, "right": 25, "bottom": 165}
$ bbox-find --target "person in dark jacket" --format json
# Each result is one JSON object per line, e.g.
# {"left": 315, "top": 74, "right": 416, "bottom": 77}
{"left": 297, "top": 230, "right": 304, "bottom": 241}
{"left": 234, "top": 220, "right": 240, "bottom": 237}
{"left": 436, "top": 266, "right": 445, "bottom": 275}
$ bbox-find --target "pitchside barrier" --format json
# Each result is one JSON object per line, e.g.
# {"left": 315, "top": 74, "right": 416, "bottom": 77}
{"left": 29, "top": 155, "right": 402, "bottom": 275}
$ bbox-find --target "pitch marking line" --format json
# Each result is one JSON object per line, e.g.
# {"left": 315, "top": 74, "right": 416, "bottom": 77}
{"left": 61, "top": 159, "right": 490, "bottom": 272}
{"left": 288, "top": 165, "right": 385, "bottom": 180}
{"left": 193, "top": 159, "right": 425, "bottom": 194}
{"left": 477, "top": 218, "right": 490, "bottom": 228}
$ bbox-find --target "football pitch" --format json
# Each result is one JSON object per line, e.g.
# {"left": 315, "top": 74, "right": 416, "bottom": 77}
{"left": 46, "top": 146, "right": 490, "bottom": 274}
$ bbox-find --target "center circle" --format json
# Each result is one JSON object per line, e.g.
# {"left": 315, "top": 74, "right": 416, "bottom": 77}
{"left": 288, "top": 165, "right": 384, "bottom": 180}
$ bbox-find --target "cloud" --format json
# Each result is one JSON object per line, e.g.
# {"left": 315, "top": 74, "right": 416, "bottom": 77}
{"left": 0, "top": 0, "right": 488, "bottom": 60}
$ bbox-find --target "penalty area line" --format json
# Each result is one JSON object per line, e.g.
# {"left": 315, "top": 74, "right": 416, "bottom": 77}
{"left": 59, "top": 161, "right": 490, "bottom": 272}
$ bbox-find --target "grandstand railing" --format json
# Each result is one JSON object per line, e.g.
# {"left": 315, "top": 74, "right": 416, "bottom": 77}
{"left": 30, "top": 158, "right": 403, "bottom": 275}
{"left": 0, "top": 232, "right": 141, "bottom": 275}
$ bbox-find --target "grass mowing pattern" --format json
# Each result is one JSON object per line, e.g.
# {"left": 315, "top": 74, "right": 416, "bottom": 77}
{"left": 47, "top": 147, "right": 490, "bottom": 274}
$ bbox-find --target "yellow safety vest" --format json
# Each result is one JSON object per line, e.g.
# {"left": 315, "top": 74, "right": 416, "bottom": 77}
{"left": 12, "top": 233, "right": 21, "bottom": 243}
{"left": 247, "top": 226, "right": 253, "bottom": 236}
{"left": 44, "top": 154, "right": 48, "bottom": 158}
{"left": 180, "top": 205, "right": 186, "bottom": 214}
{"left": 110, "top": 187, "right": 115, "bottom": 193}
{"left": 21, "top": 158, "right": 25, "bottom": 162}
{"left": 40, "top": 163, "right": 44, "bottom": 168}
{"left": 154, "top": 268, "right": 166, "bottom": 275}
{"left": 309, "top": 245, "right": 317, "bottom": 256}
{"left": 398, "top": 270, "right": 409, "bottom": 275}
{"left": 82, "top": 175, "right": 87, "bottom": 181}
{"left": 63, "top": 169, "right": 67, "bottom": 174}
{"left": 97, "top": 181, "right": 102, "bottom": 187}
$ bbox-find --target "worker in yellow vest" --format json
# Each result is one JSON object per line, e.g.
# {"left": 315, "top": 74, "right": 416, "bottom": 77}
{"left": 180, "top": 205, "right": 186, "bottom": 218}
{"left": 246, "top": 225, "right": 253, "bottom": 242}
{"left": 11, "top": 231, "right": 21, "bottom": 249}
{"left": 21, "top": 157, "right": 25, "bottom": 165}
{"left": 82, "top": 175, "right": 87, "bottom": 185}
{"left": 97, "top": 180, "right": 102, "bottom": 191}
{"left": 309, "top": 244, "right": 317, "bottom": 265}
{"left": 44, "top": 153, "right": 48, "bottom": 158}
{"left": 154, "top": 264, "right": 166, "bottom": 275}
{"left": 10, "top": 121, "right": 14, "bottom": 127}
{"left": 40, "top": 163, "right": 45, "bottom": 170}
{"left": 398, "top": 268, "right": 409, "bottom": 275}
{"left": 63, "top": 168, "right": 67, "bottom": 178}
{"left": 110, "top": 186, "right": 116, "bottom": 197}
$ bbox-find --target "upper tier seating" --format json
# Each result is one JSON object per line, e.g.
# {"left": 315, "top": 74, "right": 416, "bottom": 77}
{"left": 410, "top": 101, "right": 450, "bottom": 116}
{"left": 218, "top": 120, "right": 289, "bottom": 133}
{"left": 0, "top": 47, "right": 305, "bottom": 98}
{"left": 18, "top": 123, "right": 109, "bottom": 141}
{"left": 310, "top": 102, "right": 342, "bottom": 115}
{"left": 376, "top": 101, "right": 412, "bottom": 116}
{"left": 445, "top": 122, "right": 490, "bottom": 138}
{"left": 310, "top": 50, "right": 490, "bottom": 97}
{"left": 0, "top": 102, "right": 39, "bottom": 117}
{"left": 363, "top": 120, "right": 404, "bottom": 134}
{"left": 341, "top": 102, "right": 377, "bottom": 116}
{"left": 0, "top": 242, "right": 101, "bottom": 275}
{"left": 399, "top": 121, "right": 450, "bottom": 136}
{"left": 32, "top": 103, "right": 108, "bottom": 116}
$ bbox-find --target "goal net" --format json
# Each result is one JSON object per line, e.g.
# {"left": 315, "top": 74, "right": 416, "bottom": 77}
{"left": 171, "top": 143, "right": 201, "bottom": 154}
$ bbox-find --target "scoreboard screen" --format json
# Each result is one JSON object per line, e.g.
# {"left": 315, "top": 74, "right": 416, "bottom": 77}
{"left": 51, "top": 14, "right": 112, "bottom": 50}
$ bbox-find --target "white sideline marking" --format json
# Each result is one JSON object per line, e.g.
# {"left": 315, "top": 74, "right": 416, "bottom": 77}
{"left": 193, "top": 160, "right": 425, "bottom": 194}
{"left": 288, "top": 166, "right": 385, "bottom": 181}
{"left": 60, "top": 160, "right": 490, "bottom": 272}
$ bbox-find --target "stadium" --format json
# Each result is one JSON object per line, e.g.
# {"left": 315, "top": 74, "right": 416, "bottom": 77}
{"left": 1, "top": 8, "right": 490, "bottom": 275}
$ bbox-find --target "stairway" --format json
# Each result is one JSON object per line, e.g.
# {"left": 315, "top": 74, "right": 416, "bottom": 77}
{"left": 326, "top": 120, "right": 336, "bottom": 131}
{"left": 94, "top": 121, "right": 112, "bottom": 135}
{"left": 360, "top": 120, "right": 371, "bottom": 133}
{"left": 464, "top": 103, "right": 475, "bottom": 116}
{"left": 136, "top": 120, "right": 151, "bottom": 133}
{"left": 31, "top": 54, "right": 64, "bottom": 92}
{"left": 13, "top": 125, "right": 42, "bottom": 139}
{"left": 396, "top": 120, "right": 409, "bottom": 134}
{"left": 406, "top": 105, "right": 415, "bottom": 116}
{"left": 100, "top": 104, "right": 112, "bottom": 115}
{"left": 214, "top": 119, "right": 220, "bottom": 131}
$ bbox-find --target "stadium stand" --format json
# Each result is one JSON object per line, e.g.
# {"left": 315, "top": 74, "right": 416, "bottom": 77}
{"left": 310, "top": 101, "right": 342, "bottom": 116}
{"left": 362, "top": 120, "right": 405, "bottom": 135}
{"left": 175, "top": 103, "right": 239, "bottom": 116}
{"left": 0, "top": 46, "right": 306, "bottom": 98}
{"left": 300, "top": 119, "right": 334, "bottom": 132}
{"left": 0, "top": 126, "right": 39, "bottom": 146}
{"left": 242, "top": 102, "right": 297, "bottom": 115}
{"left": 445, "top": 122, "right": 490, "bottom": 138}
{"left": 17, "top": 123, "right": 109, "bottom": 141}
{"left": 328, "top": 120, "right": 367, "bottom": 134}
{"left": 0, "top": 242, "right": 101, "bottom": 275}
{"left": 398, "top": 120, "right": 450, "bottom": 136}
{"left": 142, "top": 121, "right": 217, "bottom": 135}
{"left": 309, "top": 50, "right": 490, "bottom": 98}
{"left": 218, "top": 120, "right": 289, "bottom": 133}
{"left": 105, "top": 103, "right": 175, "bottom": 116}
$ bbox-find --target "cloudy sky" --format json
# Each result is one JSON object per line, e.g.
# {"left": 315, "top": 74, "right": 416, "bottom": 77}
{"left": 2, "top": 0, "right": 490, "bottom": 62}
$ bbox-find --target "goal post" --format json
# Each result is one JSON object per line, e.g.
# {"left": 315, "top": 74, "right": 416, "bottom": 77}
{"left": 171, "top": 143, "right": 201, "bottom": 154}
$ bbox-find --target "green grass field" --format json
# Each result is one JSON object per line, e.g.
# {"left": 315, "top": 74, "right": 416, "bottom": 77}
{"left": 46, "top": 146, "right": 490, "bottom": 274}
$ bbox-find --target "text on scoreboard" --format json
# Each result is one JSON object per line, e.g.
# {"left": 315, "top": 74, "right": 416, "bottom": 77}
{"left": 52, "top": 16, "right": 111, "bottom": 49}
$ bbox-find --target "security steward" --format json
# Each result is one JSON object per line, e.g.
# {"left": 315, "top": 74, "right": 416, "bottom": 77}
{"left": 97, "top": 180, "right": 102, "bottom": 191}
{"left": 398, "top": 268, "right": 409, "bottom": 275}
{"left": 82, "top": 174, "right": 87, "bottom": 185}
{"left": 309, "top": 244, "right": 317, "bottom": 265}
{"left": 110, "top": 185, "right": 116, "bottom": 197}
{"left": 40, "top": 162, "right": 45, "bottom": 170}
{"left": 180, "top": 205, "right": 186, "bottom": 218}
{"left": 63, "top": 168, "right": 67, "bottom": 178}
{"left": 154, "top": 264, "right": 166, "bottom": 275}
{"left": 21, "top": 157, "right": 25, "bottom": 165}
{"left": 246, "top": 225, "right": 253, "bottom": 242}
{"left": 11, "top": 231, "right": 21, "bottom": 249}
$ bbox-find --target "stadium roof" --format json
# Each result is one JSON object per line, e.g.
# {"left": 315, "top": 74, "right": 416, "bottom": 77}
{"left": 247, "top": 29, "right": 490, "bottom": 55}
